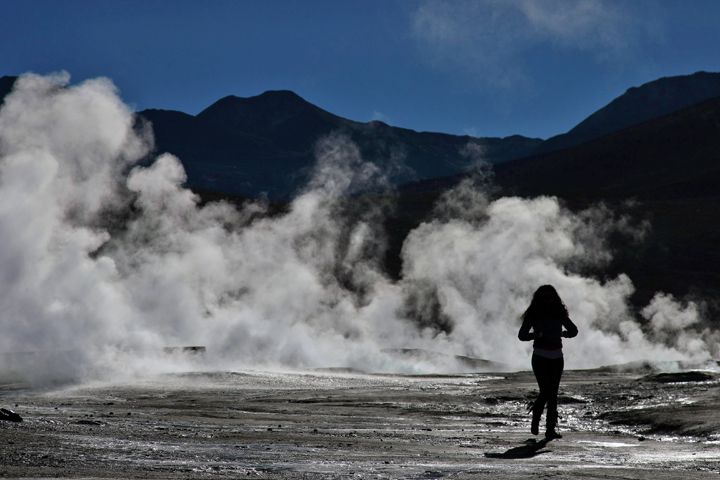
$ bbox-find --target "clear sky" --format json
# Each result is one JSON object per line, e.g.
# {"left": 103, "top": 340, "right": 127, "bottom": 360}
{"left": 2, "top": 0, "right": 720, "bottom": 139}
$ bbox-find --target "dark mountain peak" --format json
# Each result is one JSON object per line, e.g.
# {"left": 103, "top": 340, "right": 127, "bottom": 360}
{"left": 255, "top": 89, "right": 305, "bottom": 102}
{"left": 140, "top": 107, "right": 194, "bottom": 119}
{"left": 622, "top": 70, "right": 719, "bottom": 96}
{"left": 367, "top": 119, "right": 390, "bottom": 128}
{"left": 539, "top": 70, "right": 720, "bottom": 153}
{"left": 198, "top": 90, "right": 331, "bottom": 119}
{"left": 0, "top": 76, "right": 18, "bottom": 105}
{"left": 502, "top": 133, "right": 542, "bottom": 142}
{"left": 574, "top": 71, "right": 720, "bottom": 135}
{"left": 196, "top": 89, "right": 348, "bottom": 137}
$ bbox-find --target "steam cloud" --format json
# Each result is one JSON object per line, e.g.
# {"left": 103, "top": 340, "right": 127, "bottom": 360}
{"left": 0, "top": 73, "right": 717, "bottom": 384}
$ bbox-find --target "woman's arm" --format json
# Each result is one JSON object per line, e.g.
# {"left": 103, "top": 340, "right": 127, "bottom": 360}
{"left": 561, "top": 317, "right": 578, "bottom": 338}
{"left": 518, "top": 316, "right": 535, "bottom": 341}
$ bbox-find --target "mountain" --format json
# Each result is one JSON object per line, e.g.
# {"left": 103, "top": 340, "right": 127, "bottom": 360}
{"left": 0, "top": 75, "right": 16, "bottom": 106}
{"left": 136, "top": 72, "right": 720, "bottom": 313}
{"left": 3, "top": 71, "right": 720, "bottom": 309}
{"left": 0, "top": 75, "right": 542, "bottom": 198}
{"left": 499, "top": 95, "right": 720, "bottom": 305}
{"left": 496, "top": 96, "right": 720, "bottom": 200}
{"left": 538, "top": 71, "right": 720, "bottom": 154}
{"left": 137, "top": 70, "right": 720, "bottom": 199}
{"left": 140, "top": 91, "right": 541, "bottom": 198}
{"left": 388, "top": 94, "right": 720, "bottom": 308}
{"left": 4, "top": 71, "right": 720, "bottom": 200}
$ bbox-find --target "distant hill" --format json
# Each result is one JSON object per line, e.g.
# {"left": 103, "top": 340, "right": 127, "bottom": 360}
{"left": 0, "top": 75, "right": 542, "bottom": 198}
{"left": 388, "top": 95, "right": 720, "bottom": 307}
{"left": 0, "top": 76, "right": 16, "bottom": 106}
{"left": 4, "top": 71, "right": 720, "bottom": 307}
{"left": 496, "top": 96, "right": 720, "bottom": 200}
{"left": 146, "top": 70, "right": 720, "bottom": 198}
{"left": 139, "top": 91, "right": 541, "bottom": 198}
{"left": 537, "top": 71, "right": 720, "bottom": 153}
{"left": 499, "top": 95, "right": 720, "bottom": 305}
{"left": 4, "top": 71, "right": 720, "bottom": 201}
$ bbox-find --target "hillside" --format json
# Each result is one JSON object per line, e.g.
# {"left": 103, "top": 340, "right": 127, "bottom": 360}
{"left": 4, "top": 71, "right": 720, "bottom": 200}
{"left": 0, "top": 75, "right": 16, "bottom": 106}
{"left": 0, "top": 75, "right": 541, "bottom": 198}
{"left": 537, "top": 71, "right": 720, "bottom": 154}
{"left": 389, "top": 96, "right": 720, "bottom": 307}
{"left": 3, "top": 72, "right": 720, "bottom": 306}
{"left": 140, "top": 91, "right": 541, "bottom": 198}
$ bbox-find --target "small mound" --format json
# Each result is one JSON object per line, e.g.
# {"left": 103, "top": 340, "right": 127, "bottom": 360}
{"left": 641, "top": 371, "right": 716, "bottom": 383}
{"left": 584, "top": 359, "right": 719, "bottom": 375}
{"left": 313, "top": 367, "right": 366, "bottom": 374}
{"left": 558, "top": 395, "right": 588, "bottom": 404}
{"left": 383, "top": 348, "right": 508, "bottom": 372}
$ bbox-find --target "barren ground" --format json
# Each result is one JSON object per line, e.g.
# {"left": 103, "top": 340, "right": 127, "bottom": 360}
{"left": 2, "top": 367, "right": 720, "bottom": 479}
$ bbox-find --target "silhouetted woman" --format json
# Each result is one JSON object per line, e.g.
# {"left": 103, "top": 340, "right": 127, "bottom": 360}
{"left": 518, "top": 285, "right": 578, "bottom": 440}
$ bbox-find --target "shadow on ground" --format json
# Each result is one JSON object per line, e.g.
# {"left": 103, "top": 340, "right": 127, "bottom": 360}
{"left": 484, "top": 438, "right": 551, "bottom": 459}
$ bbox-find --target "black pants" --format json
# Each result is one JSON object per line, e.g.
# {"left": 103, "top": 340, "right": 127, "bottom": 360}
{"left": 531, "top": 354, "right": 564, "bottom": 431}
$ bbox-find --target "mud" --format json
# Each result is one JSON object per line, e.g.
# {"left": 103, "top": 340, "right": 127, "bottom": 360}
{"left": 2, "top": 367, "right": 720, "bottom": 478}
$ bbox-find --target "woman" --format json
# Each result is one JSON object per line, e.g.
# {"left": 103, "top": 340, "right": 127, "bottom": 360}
{"left": 518, "top": 285, "right": 578, "bottom": 440}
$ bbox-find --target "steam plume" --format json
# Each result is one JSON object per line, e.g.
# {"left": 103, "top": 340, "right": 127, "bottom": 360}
{"left": 0, "top": 73, "right": 716, "bottom": 384}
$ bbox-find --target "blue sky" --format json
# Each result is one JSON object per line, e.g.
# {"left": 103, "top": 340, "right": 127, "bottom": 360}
{"left": 2, "top": 0, "right": 720, "bottom": 139}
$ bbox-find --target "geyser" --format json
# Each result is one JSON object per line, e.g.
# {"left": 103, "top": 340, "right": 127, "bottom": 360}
{"left": 0, "top": 73, "right": 717, "bottom": 384}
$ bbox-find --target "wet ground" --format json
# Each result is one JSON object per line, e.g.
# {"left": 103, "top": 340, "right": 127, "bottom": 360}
{"left": 2, "top": 367, "right": 720, "bottom": 478}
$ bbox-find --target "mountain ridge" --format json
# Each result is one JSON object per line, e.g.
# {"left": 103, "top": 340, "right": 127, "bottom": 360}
{"left": 3, "top": 72, "right": 720, "bottom": 310}
{"left": 538, "top": 71, "right": 720, "bottom": 153}
{"left": 2, "top": 71, "right": 720, "bottom": 200}
{"left": 385, "top": 93, "right": 720, "bottom": 310}
{"left": 137, "top": 89, "right": 542, "bottom": 198}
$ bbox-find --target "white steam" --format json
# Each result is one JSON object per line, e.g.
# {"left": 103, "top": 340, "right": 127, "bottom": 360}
{"left": 0, "top": 73, "right": 717, "bottom": 384}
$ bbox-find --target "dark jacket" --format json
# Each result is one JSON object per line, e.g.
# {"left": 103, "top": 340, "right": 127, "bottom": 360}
{"left": 518, "top": 314, "right": 578, "bottom": 350}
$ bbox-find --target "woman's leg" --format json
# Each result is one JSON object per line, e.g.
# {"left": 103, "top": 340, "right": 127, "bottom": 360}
{"left": 545, "top": 357, "right": 564, "bottom": 436}
{"left": 530, "top": 354, "right": 548, "bottom": 434}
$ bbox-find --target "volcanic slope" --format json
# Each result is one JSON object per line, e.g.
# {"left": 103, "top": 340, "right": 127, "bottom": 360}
{"left": 139, "top": 91, "right": 540, "bottom": 198}
{"left": 389, "top": 95, "right": 720, "bottom": 309}
{"left": 537, "top": 70, "right": 720, "bottom": 153}
{"left": 0, "top": 74, "right": 541, "bottom": 198}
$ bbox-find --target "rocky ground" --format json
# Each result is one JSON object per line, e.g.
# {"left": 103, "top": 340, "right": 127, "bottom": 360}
{"left": 2, "top": 367, "right": 720, "bottom": 479}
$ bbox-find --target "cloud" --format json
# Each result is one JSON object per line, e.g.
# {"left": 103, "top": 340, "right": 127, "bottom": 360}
{"left": 462, "top": 126, "right": 480, "bottom": 137}
{"left": 371, "top": 111, "right": 392, "bottom": 124}
{"left": 411, "top": 0, "right": 661, "bottom": 87}
{"left": 520, "top": 0, "right": 628, "bottom": 50}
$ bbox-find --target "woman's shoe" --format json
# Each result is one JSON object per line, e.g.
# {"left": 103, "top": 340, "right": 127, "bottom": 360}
{"left": 528, "top": 401, "right": 541, "bottom": 435}
{"left": 545, "top": 429, "right": 562, "bottom": 440}
{"left": 531, "top": 417, "right": 540, "bottom": 435}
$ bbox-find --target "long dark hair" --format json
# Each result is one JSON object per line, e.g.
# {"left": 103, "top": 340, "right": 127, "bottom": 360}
{"left": 522, "top": 284, "right": 568, "bottom": 322}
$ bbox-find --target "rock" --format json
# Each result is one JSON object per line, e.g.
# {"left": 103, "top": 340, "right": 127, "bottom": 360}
{"left": 0, "top": 408, "right": 22, "bottom": 422}
{"left": 74, "top": 419, "right": 102, "bottom": 426}
{"left": 162, "top": 346, "right": 206, "bottom": 356}
{"left": 642, "top": 371, "right": 715, "bottom": 383}
{"left": 558, "top": 395, "right": 588, "bottom": 404}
